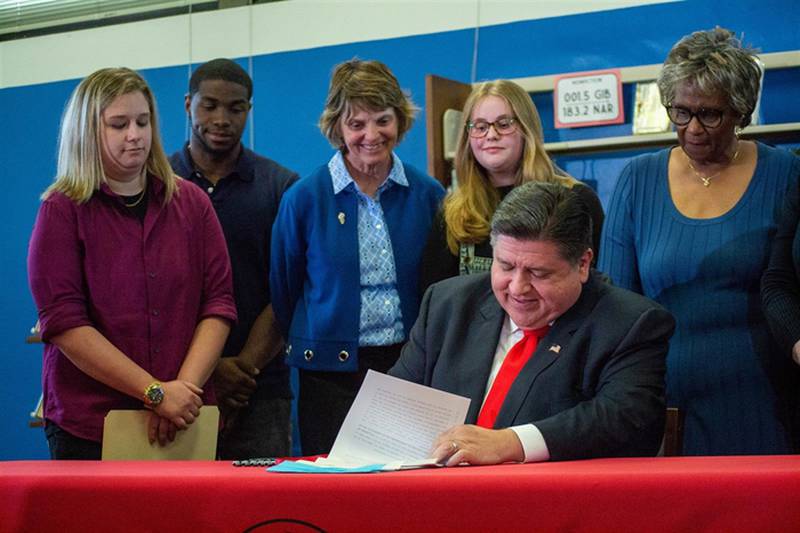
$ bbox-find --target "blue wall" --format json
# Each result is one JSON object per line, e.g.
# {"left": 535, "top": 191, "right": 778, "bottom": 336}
{"left": 2, "top": 0, "right": 798, "bottom": 459}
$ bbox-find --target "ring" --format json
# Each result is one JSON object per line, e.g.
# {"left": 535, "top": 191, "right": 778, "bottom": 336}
{"left": 450, "top": 441, "right": 458, "bottom": 452}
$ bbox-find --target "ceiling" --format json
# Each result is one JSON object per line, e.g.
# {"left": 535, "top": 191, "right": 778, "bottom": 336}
{"left": 0, "top": 0, "right": 280, "bottom": 41}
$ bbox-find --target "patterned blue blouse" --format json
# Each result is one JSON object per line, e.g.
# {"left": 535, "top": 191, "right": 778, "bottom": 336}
{"left": 329, "top": 152, "right": 405, "bottom": 346}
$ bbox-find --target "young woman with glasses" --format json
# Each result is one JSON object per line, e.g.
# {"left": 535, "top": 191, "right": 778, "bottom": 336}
{"left": 419, "top": 80, "right": 604, "bottom": 294}
{"left": 600, "top": 28, "right": 800, "bottom": 455}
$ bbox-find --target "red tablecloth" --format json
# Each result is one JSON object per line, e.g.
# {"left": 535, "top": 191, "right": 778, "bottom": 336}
{"left": 1, "top": 456, "right": 799, "bottom": 532}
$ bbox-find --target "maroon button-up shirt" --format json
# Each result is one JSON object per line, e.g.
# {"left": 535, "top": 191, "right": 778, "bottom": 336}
{"left": 28, "top": 176, "right": 237, "bottom": 442}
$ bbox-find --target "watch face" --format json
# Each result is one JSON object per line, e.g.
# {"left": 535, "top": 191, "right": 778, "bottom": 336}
{"left": 150, "top": 388, "right": 164, "bottom": 404}
{"left": 146, "top": 384, "right": 164, "bottom": 406}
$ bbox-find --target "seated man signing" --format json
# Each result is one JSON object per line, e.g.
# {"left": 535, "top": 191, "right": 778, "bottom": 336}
{"left": 389, "top": 182, "right": 675, "bottom": 465}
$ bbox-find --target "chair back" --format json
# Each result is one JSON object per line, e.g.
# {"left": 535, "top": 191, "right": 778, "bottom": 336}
{"left": 662, "top": 407, "right": 684, "bottom": 456}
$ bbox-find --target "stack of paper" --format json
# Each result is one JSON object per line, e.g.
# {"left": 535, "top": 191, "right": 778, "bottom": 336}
{"left": 269, "top": 371, "right": 470, "bottom": 473}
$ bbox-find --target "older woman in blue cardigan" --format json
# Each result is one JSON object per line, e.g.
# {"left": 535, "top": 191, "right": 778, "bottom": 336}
{"left": 270, "top": 59, "right": 445, "bottom": 455}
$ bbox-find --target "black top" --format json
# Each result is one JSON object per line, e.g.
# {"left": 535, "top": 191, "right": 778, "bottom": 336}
{"left": 762, "top": 176, "right": 800, "bottom": 452}
{"left": 118, "top": 183, "right": 149, "bottom": 222}
{"left": 419, "top": 182, "right": 605, "bottom": 295}
{"left": 170, "top": 143, "right": 299, "bottom": 396}
{"left": 763, "top": 177, "right": 800, "bottom": 355}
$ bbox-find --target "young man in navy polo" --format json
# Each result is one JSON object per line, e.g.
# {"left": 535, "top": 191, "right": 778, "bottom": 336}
{"left": 170, "top": 58, "right": 298, "bottom": 459}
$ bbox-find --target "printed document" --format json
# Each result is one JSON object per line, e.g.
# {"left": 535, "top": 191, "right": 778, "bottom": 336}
{"left": 270, "top": 371, "right": 469, "bottom": 473}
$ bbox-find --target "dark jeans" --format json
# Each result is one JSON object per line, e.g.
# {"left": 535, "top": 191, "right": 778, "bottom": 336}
{"left": 44, "top": 421, "right": 102, "bottom": 460}
{"left": 218, "top": 395, "right": 292, "bottom": 460}
{"left": 298, "top": 343, "right": 403, "bottom": 456}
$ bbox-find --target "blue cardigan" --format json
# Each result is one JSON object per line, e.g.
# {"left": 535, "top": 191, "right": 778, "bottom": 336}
{"left": 270, "top": 158, "right": 445, "bottom": 372}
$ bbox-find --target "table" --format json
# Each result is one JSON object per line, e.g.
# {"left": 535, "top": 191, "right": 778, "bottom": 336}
{"left": 2, "top": 456, "right": 799, "bottom": 532}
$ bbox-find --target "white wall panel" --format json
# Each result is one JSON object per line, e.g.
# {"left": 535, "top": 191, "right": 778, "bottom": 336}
{"left": 2, "top": 16, "right": 191, "bottom": 87}
{"left": 0, "top": 0, "right": 677, "bottom": 88}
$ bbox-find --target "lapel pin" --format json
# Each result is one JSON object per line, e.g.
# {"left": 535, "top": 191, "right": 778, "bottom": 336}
{"left": 548, "top": 344, "right": 561, "bottom": 354}
{"left": 338, "top": 212, "right": 346, "bottom": 225}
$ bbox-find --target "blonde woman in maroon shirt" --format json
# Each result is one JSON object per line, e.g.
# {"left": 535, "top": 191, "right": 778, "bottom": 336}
{"left": 28, "top": 67, "right": 237, "bottom": 459}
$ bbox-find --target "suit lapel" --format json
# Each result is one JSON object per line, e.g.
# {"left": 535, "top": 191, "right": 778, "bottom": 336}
{"left": 463, "top": 287, "right": 505, "bottom": 424}
{"left": 494, "top": 273, "right": 603, "bottom": 428}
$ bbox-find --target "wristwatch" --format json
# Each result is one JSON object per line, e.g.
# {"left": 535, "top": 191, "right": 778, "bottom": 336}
{"left": 143, "top": 382, "right": 165, "bottom": 407}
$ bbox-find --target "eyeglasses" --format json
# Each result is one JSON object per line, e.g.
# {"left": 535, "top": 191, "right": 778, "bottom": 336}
{"left": 665, "top": 105, "right": 726, "bottom": 128}
{"left": 467, "top": 116, "right": 517, "bottom": 138}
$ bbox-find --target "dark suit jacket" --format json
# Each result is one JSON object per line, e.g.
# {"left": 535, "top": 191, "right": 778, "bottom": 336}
{"left": 389, "top": 271, "right": 675, "bottom": 461}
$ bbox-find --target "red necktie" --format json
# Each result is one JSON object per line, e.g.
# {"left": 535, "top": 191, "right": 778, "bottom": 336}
{"left": 476, "top": 325, "right": 550, "bottom": 428}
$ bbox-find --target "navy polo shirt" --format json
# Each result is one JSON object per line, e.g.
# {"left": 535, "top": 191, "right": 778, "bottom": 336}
{"left": 170, "top": 143, "right": 299, "bottom": 397}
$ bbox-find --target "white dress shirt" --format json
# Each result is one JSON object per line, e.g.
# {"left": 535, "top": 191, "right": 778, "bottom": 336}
{"left": 483, "top": 315, "right": 551, "bottom": 462}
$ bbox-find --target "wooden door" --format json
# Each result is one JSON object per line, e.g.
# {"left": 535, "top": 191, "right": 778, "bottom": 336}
{"left": 425, "top": 74, "right": 472, "bottom": 187}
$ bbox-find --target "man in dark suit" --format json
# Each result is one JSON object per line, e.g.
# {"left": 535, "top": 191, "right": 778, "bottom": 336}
{"left": 389, "top": 182, "right": 675, "bottom": 465}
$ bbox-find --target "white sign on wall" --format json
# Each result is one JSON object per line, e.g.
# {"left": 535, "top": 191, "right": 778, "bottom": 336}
{"left": 553, "top": 69, "right": 624, "bottom": 128}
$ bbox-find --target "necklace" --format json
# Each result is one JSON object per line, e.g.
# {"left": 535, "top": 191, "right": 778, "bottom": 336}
{"left": 122, "top": 185, "right": 147, "bottom": 207}
{"left": 686, "top": 145, "right": 740, "bottom": 187}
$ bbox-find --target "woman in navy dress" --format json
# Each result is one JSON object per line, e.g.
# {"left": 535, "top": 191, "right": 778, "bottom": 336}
{"left": 600, "top": 28, "right": 800, "bottom": 455}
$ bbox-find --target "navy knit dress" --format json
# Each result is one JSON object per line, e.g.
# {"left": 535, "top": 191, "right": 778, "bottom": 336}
{"left": 599, "top": 142, "right": 800, "bottom": 455}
